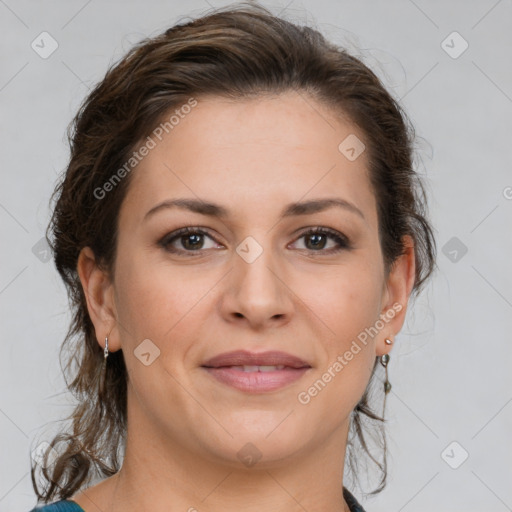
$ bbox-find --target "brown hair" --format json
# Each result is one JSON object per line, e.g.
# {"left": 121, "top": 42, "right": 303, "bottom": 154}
{"left": 31, "top": 1, "right": 436, "bottom": 504}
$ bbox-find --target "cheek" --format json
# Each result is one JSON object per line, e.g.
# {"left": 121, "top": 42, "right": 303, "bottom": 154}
{"left": 305, "top": 258, "right": 384, "bottom": 344}
{"left": 112, "top": 251, "right": 214, "bottom": 352}
{"left": 296, "top": 258, "right": 382, "bottom": 404}
{"left": 112, "top": 248, "right": 171, "bottom": 342}
{"left": 111, "top": 253, "right": 204, "bottom": 404}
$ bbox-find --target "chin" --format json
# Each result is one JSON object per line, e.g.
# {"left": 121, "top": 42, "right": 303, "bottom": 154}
{"left": 195, "top": 416, "right": 311, "bottom": 468}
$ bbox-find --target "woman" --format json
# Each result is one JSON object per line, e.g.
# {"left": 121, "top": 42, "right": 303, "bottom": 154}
{"left": 29, "top": 2, "right": 436, "bottom": 511}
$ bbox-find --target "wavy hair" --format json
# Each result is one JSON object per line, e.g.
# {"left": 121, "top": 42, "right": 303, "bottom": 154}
{"left": 31, "top": 1, "right": 436, "bottom": 504}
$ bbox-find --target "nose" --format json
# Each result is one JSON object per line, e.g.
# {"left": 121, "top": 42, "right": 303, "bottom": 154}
{"left": 219, "top": 241, "right": 294, "bottom": 331}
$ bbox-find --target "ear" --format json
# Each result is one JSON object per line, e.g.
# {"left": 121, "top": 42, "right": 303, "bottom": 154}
{"left": 77, "top": 247, "right": 121, "bottom": 352}
{"left": 376, "top": 235, "right": 416, "bottom": 356}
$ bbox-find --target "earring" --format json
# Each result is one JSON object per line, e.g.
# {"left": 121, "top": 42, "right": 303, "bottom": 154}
{"left": 379, "top": 352, "right": 391, "bottom": 417}
{"left": 380, "top": 353, "right": 391, "bottom": 393}
{"left": 382, "top": 337, "right": 393, "bottom": 393}
{"left": 103, "top": 334, "right": 109, "bottom": 364}
{"left": 98, "top": 332, "right": 110, "bottom": 396}
{"left": 379, "top": 338, "right": 393, "bottom": 417}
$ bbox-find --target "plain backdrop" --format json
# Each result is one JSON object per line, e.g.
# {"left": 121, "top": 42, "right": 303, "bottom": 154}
{"left": 1, "top": 1, "right": 511, "bottom": 511}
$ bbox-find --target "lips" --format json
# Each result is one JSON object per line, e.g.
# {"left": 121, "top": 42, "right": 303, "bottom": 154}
{"left": 201, "top": 350, "right": 311, "bottom": 393}
{"left": 201, "top": 350, "right": 311, "bottom": 369}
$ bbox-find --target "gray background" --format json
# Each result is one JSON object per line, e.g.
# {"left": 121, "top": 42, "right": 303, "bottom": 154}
{"left": 1, "top": 0, "right": 511, "bottom": 511}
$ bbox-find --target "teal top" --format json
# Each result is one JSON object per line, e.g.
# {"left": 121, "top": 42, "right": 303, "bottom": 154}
{"left": 344, "top": 487, "right": 367, "bottom": 512}
{"left": 29, "top": 501, "right": 84, "bottom": 511}
{"left": 30, "top": 488, "right": 366, "bottom": 511}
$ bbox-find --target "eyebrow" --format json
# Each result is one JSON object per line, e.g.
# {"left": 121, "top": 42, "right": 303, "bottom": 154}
{"left": 144, "top": 197, "right": 365, "bottom": 221}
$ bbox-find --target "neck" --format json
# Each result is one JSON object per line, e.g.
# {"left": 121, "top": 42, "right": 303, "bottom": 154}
{"left": 111, "top": 447, "right": 351, "bottom": 512}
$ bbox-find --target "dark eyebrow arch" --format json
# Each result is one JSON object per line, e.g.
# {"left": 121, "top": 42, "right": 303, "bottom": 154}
{"left": 144, "top": 197, "right": 365, "bottom": 221}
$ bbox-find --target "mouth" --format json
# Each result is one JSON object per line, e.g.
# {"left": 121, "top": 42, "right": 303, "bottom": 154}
{"left": 201, "top": 350, "right": 312, "bottom": 393}
{"left": 217, "top": 365, "right": 290, "bottom": 371}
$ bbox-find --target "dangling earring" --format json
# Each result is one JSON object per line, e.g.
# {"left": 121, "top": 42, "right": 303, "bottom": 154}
{"left": 380, "top": 338, "right": 393, "bottom": 416}
{"left": 98, "top": 331, "right": 110, "bottom": 396}
{"left": 380, "top": 353, "right": 391, "bottom": 393}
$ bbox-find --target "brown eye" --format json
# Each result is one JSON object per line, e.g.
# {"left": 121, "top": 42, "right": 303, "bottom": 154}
{"left": 304, "top": 232, "right": 329, "bottom": 250}
{"left": 292, "top": 228, "right": 351, "bottom": 253}
{"left": 160, "top": 227, "right": 221, "bottom": 254}
{"left": 159, "top": 226, "right": 351, "bottom": 257}
{"left": 179, "top": 232, "right": 204, "bottom": 250}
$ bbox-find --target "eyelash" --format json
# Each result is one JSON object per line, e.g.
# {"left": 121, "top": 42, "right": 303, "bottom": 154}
{"left": 159, "top": 226, "right": 351, "bottom": 256}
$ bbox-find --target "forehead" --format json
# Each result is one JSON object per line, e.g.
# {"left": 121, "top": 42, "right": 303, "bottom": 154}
{"left": 120, "top": 91, "right": 377, "bottom": 226}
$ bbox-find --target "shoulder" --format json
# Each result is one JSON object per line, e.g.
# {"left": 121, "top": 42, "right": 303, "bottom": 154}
{"left": 29, "top": 500, "right": 85, "bottom": 512}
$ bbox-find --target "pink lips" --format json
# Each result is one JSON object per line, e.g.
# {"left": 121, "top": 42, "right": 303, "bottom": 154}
{"left": 201, "top": 350, "right": 311, "bottom": 393}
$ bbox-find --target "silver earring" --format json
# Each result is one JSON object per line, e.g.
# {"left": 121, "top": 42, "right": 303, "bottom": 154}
{"left": 99, "top": 333, "right": 110, "bottom": 396}
{"left": 384, "top": 338, "right": 393, "bottom": 345}
{"left": 104, "top": 335, "right": 109, "bottom": 361}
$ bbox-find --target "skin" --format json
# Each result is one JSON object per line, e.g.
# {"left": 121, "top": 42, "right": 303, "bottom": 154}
{"left": 74, "top": 90, "right": 415, "bottom": 512}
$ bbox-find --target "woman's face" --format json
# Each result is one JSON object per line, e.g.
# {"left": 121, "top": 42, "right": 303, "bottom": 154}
{"left": 82, "top": 90, "right": 413, "bottom": 469}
